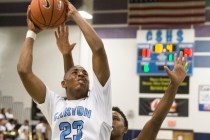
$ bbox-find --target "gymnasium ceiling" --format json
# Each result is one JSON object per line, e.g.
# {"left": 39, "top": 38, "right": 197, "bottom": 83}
{"left": 0, "top": 0, "right": 84, "bottom": 26}
{"left": 0, "top": 0, "right": 210, "bottom": 27}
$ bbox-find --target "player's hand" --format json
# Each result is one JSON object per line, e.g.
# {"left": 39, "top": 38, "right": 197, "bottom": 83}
{"left": 164, "top": 51, "right": 190, "bottom": 86}
{"left": 27, "top": 6, "right": 41, "bottom": 33}
{"left": 64, "top": 0, "right": 78, "bottom": 21}
{"left": 55, "top": 23, "right": 76, "bottom": 55}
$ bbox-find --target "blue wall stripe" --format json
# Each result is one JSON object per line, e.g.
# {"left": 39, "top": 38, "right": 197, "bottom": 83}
{"left": 195, "top": 25, "right": 210, "bottom": 37}
{"left": 95, "top": 26, "right": 210, "bottom": 38}
{"left": 194, "top": 56, "right": 210, "bottom": 67}
{"left": 194, "top": 133, "right": 210, "bottom": 140}
{"left": 95, "top": 27, "right": 138, "bottom": 38}
{"left": 195, "top": 41, "right": 210, "bottom": 52}
{"left": 125, "top": 130, "right": 210, "bottom": 140}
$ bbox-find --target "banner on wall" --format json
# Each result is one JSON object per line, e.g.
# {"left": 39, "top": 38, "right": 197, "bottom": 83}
{"left": 140, "top": 76, "right": 189, "bottom": 94}
{"left": 139, "top": 98, "right": 189, "bottom": 117}
{"left": 199, "top": 85, "right": 210, "bottom": 111}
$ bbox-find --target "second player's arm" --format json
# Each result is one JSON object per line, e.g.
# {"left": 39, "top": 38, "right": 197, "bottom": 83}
{"left": 62, "top": 52, "right": 74, "bottom": 73}
{"left": 135, "top": 82, "right": 179, "bottom": 140}
{"left": 135, "top": 52, "right": 190, "bottom": 140}
{"left": 55, "top": 24, "right": 76, "bottom": 73}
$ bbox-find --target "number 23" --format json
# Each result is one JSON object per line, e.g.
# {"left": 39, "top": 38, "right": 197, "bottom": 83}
{"left": 59, "top": 120, "right": 84, "bottom": 140}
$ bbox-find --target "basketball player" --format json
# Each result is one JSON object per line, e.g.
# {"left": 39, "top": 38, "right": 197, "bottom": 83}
{"left": 57, "top": 27, "right": 190, "bottom": 140}
{"left": 111, "top": 52, "right": 190, "bottom": 140}
{"left": 17, "top": 3, "right": 112, "bottom": 140}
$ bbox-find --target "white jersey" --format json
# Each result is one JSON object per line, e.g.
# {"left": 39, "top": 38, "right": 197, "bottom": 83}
{"left": 37, "top": 73, "right": 112, "bottom": 140}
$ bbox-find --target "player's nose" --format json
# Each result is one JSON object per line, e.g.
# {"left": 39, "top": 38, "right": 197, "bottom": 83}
{"left": 78, "top": 70, "right": 85, "bottom": 77}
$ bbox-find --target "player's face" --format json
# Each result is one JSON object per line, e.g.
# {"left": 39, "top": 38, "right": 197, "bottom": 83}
{"left": 64, "top": 66, "right": 89, "bottom": 98}
{"left": 111, "top": 111, "right": 127, "bottom": 137}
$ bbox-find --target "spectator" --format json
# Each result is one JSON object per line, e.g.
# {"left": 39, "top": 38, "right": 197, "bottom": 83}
{"left": 35, "top": 118, "right": 47, "bottom": 140}
{"left": 0, "top": 109, "right": 6, "bottom": 120}
{"left": 18, "top": 120, "right": 29, "bottom": 140}
{"left": 0, "top": 118, "right": 7, "bottom": 132}
{"left": 5, "top": 119, "right": 15, "bottom": 131}
{"left": 5, "top": 108, "right": 14, "bottom": 120}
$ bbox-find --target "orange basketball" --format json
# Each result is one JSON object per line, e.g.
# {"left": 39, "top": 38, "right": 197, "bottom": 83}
{"left": 30, "top": 0, "right": 67, "bottom": 29}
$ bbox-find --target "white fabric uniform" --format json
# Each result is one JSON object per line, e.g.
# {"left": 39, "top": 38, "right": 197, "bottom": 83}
{"left": 37, "top": 73, "right": 112, "bottom": 140}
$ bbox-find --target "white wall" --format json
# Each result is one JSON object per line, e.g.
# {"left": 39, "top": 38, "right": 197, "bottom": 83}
{"left": 0, "top": 26, "right": 82, "bottom": 107}
{"left": 102, "top": 38, "right": 210, "bottom": 133}
{"left": 1, "top": 27, "right": 210, "bottom": 133}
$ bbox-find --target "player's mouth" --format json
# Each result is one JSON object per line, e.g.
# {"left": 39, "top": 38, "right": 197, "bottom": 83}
{"left": 78, "top": 78, "right": 86, "bottom": 84}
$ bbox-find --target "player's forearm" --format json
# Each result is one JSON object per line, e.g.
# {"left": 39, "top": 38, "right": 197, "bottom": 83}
{"left": 71, "top": 10, "right": 110, "bottom": 85}
{"left": 17, "top": 38, "right": 34, "bottom": 75}
{"left": 63, "top": 53, "right": 74, "bottom": 74}
{"left": 136, "top": 82, "right": 179, "bottom": 140}
{"left": 152, "top": 82, "right": 179, "bottom": 122}
{"left": 71, "top": 12, "right": 104, "bottom": 52}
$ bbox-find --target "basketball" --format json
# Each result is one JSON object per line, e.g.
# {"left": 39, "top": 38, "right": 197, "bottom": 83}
{"left": 30, "top": 0, "right": 67, "bottom": 29}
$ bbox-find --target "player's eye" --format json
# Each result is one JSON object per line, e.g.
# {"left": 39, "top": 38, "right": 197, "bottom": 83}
{"left": 83, "top": 71, "right": 88, "bottom": 76}
{"left": 71, "top": 71, "right": 77, "bottom": 75}
{"left": 113, "top": 116, "right": 118, "bottom": 120}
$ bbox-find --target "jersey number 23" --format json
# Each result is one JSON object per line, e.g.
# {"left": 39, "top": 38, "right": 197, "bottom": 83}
{"left": 59, "top": 120, "right": 84, "bottom": 140}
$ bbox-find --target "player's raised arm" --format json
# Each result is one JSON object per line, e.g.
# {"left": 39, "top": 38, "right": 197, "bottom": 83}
{"left": 65, "top": 1, "right": 110, "bottom": 86}
{"left": 135, "top": 52, "right": 190, "bottom": 140}
{"left": 17, "top": 7, "right": 46, "bottom": 104}
{"left": 55, "top": 23, "right": 76, "bottom": 73}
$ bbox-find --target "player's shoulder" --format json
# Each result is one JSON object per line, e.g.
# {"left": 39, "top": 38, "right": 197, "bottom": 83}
{"left": 45, "top": 88, "right": 65, "bottom": 104}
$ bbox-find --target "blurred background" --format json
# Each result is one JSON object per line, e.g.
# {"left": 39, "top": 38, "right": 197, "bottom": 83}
{"left": 0, "top": 0, "right": 210, "bottom": 140}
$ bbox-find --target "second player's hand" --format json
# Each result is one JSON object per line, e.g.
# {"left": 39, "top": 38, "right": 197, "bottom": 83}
{"left": 55, "top": 23, "right": 76, "bottom": 55}
{"left": 164, "top": 52, "right": 190, "bottom": 86}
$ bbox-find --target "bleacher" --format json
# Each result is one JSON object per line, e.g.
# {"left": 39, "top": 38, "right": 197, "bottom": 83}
{"left": 0, "top": 93, "right": 32, "bottom": 140}
{"left": 0, "top": 95, "right": 30, "bottom": 123}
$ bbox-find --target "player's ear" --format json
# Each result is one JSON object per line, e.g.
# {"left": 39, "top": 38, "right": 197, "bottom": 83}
{"left": 123, "top": 127, "right": 128, "bottom": 134}
{"left": 61, "top": 80, "right": 66, "bottom": 88}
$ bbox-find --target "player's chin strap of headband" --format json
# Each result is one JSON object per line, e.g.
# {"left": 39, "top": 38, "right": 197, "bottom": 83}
{"left": 26, "top": 30, "right": 36, "bottom": 40}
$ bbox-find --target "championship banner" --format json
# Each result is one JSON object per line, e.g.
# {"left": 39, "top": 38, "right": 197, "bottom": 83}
{"left": 139, "top": 98, "right": 189, "bottom": 117}
{"left": 199, "top": 85, "right": 210, "bottom": 111}
{"left": 140, "top": 76, "right": 189, "bottom": 94}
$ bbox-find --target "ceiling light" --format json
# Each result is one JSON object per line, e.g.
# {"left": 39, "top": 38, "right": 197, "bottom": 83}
{"left": 79, "top": 11, "right": 93, "bottom": 19}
